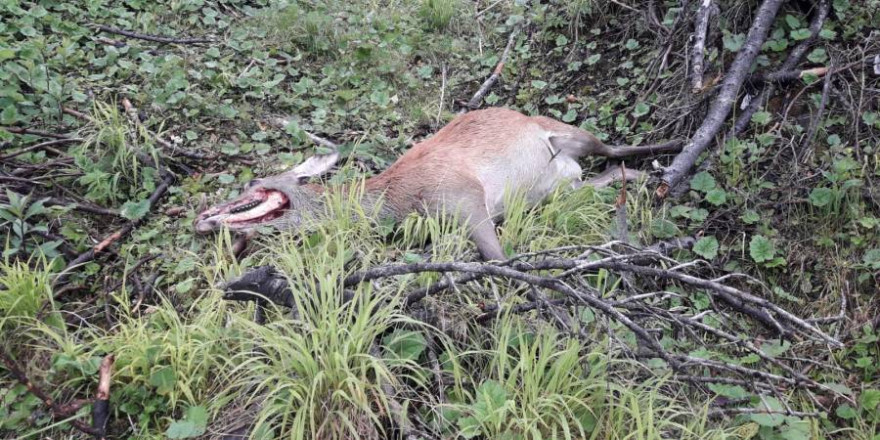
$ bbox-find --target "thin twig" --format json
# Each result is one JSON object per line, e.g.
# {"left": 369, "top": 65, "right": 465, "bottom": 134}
{"left": 462, "top": 27, "right": 520, "bottom": 112}
{"left": 93, "top": 24, "right": 212, "bottom": 44}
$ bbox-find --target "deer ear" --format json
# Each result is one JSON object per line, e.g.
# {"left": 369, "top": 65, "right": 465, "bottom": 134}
{"left": 289, "top": 151, "right": 340, "bottom": 181}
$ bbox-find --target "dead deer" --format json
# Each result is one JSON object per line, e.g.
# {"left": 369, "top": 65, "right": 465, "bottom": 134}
{"left": 194, "top": 107, "right": 680, "bottom": 260}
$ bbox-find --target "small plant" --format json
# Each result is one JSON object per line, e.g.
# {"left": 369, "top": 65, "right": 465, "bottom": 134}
{"left": 420, "top": 0, "right": 459, "bottom": 30}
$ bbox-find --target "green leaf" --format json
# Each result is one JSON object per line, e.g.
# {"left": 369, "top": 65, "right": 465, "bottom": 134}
{"left": 790, "top": 29, "right": 812, "bottom": 40}
{"left": 863, "top": 249, "right": 880, "bottom": 269}
{"left": 632, "top": 102, "right": 650, "bottom": 118}
{"left": 1, "top": 105, "right": 19, "bottom": 124}
{"left": 807, "top": 47, "right": 828, "bottom": 63}
{"left": 120, "top": 199, "right": 150, "bottom": 221}
{"left": 166, "top": 405, "right": 208, "bottom": 438}
{"left": 751, "top": 111, "right": 772, "bottom": 125}
{"left": 784, "top": 14, "right": 801, "bottom": 29}
{"left": 749, "top": 235, "right": 776, "bottom": 263}
{"left": 750, "top": 397, "right": 785, "bottom": 427}
{"left": 723, "top": 33, "right": 745, "bottom": 52}
{"left": 808, "top": 187, "right": 833, "bottom": 207}
{"left": 689, "top": 172, "right": 716, "bottom": 193}
{"left": 818, "top": 28, "right": 837, "bottom": 40}
{"left": 217, "top": 174, "right": 235, "bottom": 184}
{"left": 693, "top": 236, "right": 719, "bottom": 260}
{"left": 650, "top": 219, "right": 679, "bottom": 239}
{"left": 705, "top": 189, "right": 727, "bottom": 206}
{"left": 707, "top": 384, "right": 749, "bottom": 399}
{"left": 149, "top": 366, "right": 176, "bottom": 395}
{"left": 862, "top": 112, "right": 879, "bottom": 127}
{"left": 476, "top": 380, "right": 508, "bottom": 410}
{"left": 835, "top": 404, "right": 857, "bottom": 420}
{"left": 862, "top": 389, "right": 880, "bottom": 409}
{"left": 383, "top": 330, "right": 426, "bottom": 361}
{"left": 531, "top": 80, "right": 548, "bottom": 89}
{"left": 457, "top": 416, "right": 482, "bottom": 439}
{"left": 586, "top": 54, "right": 601, "bottom": 65}
{"left": 562, "top": 108, "right": 577, "bottom": 123}
{"left": 741, "top": 210, "right": 760, "bottom": 224}
{"left": 625, "top": 39, "right": 639, "bottom": 50}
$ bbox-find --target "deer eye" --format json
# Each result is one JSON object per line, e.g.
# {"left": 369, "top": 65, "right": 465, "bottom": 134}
{"left": 245, "top": 178, "right": 263, "bottom": 189}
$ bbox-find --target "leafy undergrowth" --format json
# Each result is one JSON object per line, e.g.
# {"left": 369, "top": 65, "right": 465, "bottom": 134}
{"left": 1, "top": 0, "right": 879, "bottom": 439}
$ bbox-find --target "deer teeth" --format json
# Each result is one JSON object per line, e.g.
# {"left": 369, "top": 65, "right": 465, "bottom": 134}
{"left": 230, "top": 200, "right": 261, "bottom": 214}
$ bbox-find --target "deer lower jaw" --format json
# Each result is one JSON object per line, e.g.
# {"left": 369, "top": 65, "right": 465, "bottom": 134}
{"left": 195, "top": 189, "right": 290, "bottom": 232}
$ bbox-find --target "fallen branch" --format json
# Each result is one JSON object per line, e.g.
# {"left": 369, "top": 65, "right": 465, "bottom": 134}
{"left": 0, "top": 138, "right": 83, "bottom": 161}
{"left": 462, "top": 26, "right": 520, "bottom": 112}
{"left": 92, "top": 355, "right": 115, "bottom": 439}
{"left": 93, "top": 24, "right": 212, "bottom": 44}
{"left": 0, "top": 349, "right": 101, "bottom": 436}
{"left": 1, "top": 127, "right": 72, "bottom": 139}
{"left": 690, "top": 0, "right": 715, "bottom": 93}
{"left": 54, "top": 173, "right": 175, "bottom": 287}
{"left": 658, "top": 0, "right": 786, "bottom": 197}
{"left": 732, "top": 0, "right": 830, "bottom": 136}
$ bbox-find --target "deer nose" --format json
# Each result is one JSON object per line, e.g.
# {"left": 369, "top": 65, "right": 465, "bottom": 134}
{"left": 194, "top": 217, "right": 219, "bottom": 234}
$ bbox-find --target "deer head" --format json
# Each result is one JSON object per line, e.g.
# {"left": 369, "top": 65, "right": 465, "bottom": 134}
{"left": 194, "top": 151, "right": 339, "bottom": 234}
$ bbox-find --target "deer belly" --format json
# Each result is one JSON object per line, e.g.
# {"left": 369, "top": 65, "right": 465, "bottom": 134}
{"left": 480, "top": 154, "right": 582, "bottom": 217}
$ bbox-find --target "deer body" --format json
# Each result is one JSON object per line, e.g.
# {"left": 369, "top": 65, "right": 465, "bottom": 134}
{"left": 195, "top": 108, "right": 680, "bottom": 260}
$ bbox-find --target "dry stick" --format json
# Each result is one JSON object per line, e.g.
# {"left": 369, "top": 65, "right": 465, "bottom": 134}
{"left": 0, "top": 349, "right": 102, "bottom": 436}
{"left": 42, "top": 196, "right": 122, "bottom": 217}
{"left": 92, "top": 355, "right": 114, "bottom": 440}
{"left": 461, "top": 26, "right": 520, "bottom": 112}
{"left": 93, "top": 24, "right": 212, "bottom": 44}
{"left": 706, "top": 407, "right": 823, "bottom": 419}
{"left": 798, "top": 65, "right": 833, "bottom": 161}
{"left": 54, "top": 173, "right": 175, "bottom": 288}
{"left": 343, "top": 261, "right": 674, "bottom": 364}
{"left": 732, "top": 0, "right": 830, "bottom": 136}
{"left": 600, "top": 262, "right": 841, "bottom": 346}
{"left": 1, "top": 127, "right": 71, "bottom": 139}
{"left": 657, "top": 0, "right": 786, "bottom": 197}
{"left": 0, "top": 138, "right": 83, "bottom": 161}
{"left": 690, "top": 0, "right": 715, "bottom": 93}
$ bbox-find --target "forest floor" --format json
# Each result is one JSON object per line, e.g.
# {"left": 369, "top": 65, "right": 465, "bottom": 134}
{"left": 1, "top": 0, "right": 879, "bottom": 439}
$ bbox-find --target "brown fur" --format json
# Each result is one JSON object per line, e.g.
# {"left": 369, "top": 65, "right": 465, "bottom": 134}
{"left": 195, "top": 108, "right": 681, "bottom": 260}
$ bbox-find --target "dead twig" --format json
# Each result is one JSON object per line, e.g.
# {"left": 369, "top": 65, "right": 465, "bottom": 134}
{"left": 690, "top": 0, "right": 715, "bottom": 93}
{"left": 463, "top": 26, "right": 520, "bottom": 112}
{"left": 0, "top": 349, "right": 101, "bottom": 436}
{"left": 54, "top": 173, "right": 175, "bottom": 287}
{"left": 93, "top": 24, "right": 212, "bottom": 44}
{"left": 92, "top": 355, "right": 114, "bottom": 439}
{"left": 658, "top": 0, "right": 786, "bottom": 197}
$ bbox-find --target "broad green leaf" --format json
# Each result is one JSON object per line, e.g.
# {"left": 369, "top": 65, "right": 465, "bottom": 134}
{"left": 750, "top": 397, "right": 785, "bottom": 427}
{"left": 166, "top": 405, "right": 207, "bottom": 439}
{"left": 120, "top": 199, "right": 151, "bottom": 221}
{"left": 749, "top": 235, "right": 775, "bottom": 263}
{"left": 632, "top": 102, "right": 650, "bottom": 118}
{"left": 689, "top": 172, "right": 716, "bottom": 193}
{"left": 149, "top": 366, "right": 176, "bottom": 395}
{"left": 693, "top": 236, "right": 719, "bottom": 259}
{"left": 861, "top": 389, "right": 880, "bottom": 409}
{"left": 807, "top": 47, "right": 828, "bottom": 63}
{"left": 705, "top": 189, "right": 727, "bottom": 206}
{"left": 809, "top": 187, "right": 833, "bottom": 207}
{"left": 751, "top": 111, "right": 772, "bottom": 125}
{"left": 383, "top": 330, "right": 426, "bottom": 361}
{"left": 790, "top": 29, "right": 812, "bottom": 40}
{"left": 650, "top": 219, "right": 679, "bottom": 239}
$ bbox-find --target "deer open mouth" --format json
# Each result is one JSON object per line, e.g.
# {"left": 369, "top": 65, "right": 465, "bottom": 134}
{"left": 195, "top": 188, "right": 290, "bottom": 232}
